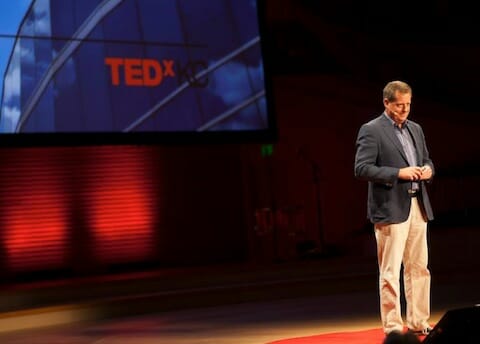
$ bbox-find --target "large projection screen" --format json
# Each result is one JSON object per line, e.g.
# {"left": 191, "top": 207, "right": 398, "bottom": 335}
{"left": 0, "top": 0, "right": 276, "bottom": 146}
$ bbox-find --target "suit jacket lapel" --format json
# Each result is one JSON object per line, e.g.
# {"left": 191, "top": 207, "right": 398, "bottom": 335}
{"left": 379, "top": 115, "right": 409, "bottom": 164}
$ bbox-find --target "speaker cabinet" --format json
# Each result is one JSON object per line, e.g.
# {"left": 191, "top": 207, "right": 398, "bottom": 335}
{"left": 423, "top": 306, "right": 480, "bottom": 344}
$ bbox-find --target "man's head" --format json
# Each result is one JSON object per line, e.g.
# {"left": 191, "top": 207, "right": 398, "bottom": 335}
{"left": 383, "top": 80, "right": 412, "bottom": 126}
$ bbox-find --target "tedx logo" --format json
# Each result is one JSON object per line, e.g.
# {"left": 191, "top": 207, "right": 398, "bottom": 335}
{"left": 105, "top": 57, "right": 208, "bottom": 88}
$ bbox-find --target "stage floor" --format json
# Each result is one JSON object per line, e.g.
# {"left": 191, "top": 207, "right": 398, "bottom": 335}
{"left": 0, "top": 289, "right": 474, "bottom": 343}
{"left": 0, "top": 263, "right": 478, "bottom": 343}
{"left": 0, "top": 226, "right": 478, "bottom": 343}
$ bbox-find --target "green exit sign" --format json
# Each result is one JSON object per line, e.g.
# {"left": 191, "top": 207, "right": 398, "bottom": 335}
{"left": 261, "top": 144, "right": 274, "bottom": 157}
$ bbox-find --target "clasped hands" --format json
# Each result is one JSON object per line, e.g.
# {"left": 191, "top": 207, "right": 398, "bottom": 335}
{"left": 398, "top": 165, "right": 432, "bottom": 181}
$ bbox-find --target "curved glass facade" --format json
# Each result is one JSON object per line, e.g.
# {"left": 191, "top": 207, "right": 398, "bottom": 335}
{"left": 0, "top": 0, "right": 268, "bottom": 133}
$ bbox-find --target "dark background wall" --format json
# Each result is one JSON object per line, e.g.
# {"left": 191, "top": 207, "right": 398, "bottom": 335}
{"left": 258, "top": 0, "right": 480, "bottom": 262}
{"left": 0, "top": 0, "right": 479, "bottom": 282}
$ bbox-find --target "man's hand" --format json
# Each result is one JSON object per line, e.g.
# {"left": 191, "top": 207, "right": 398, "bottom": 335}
{"left": 398, "top": 166, "right": 432, "bottom": 181}
{"left": 398, "top": 166, "right": 423, "bottom": 181}
{"left": 420, "top": 165, "right": 432, "bottom": 180}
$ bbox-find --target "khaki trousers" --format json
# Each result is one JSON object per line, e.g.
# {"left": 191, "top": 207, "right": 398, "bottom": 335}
{"left": 374, "top": 197, "right": 431, "bottom": 334}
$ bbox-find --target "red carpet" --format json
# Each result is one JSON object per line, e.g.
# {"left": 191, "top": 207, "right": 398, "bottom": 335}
{"left": 267, "top": 328, "right": 426, "bottom": 344}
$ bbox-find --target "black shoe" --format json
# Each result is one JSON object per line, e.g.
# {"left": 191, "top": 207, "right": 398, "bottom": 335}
{"left": 408, "top": 326, "right": 433, "bottom": 336}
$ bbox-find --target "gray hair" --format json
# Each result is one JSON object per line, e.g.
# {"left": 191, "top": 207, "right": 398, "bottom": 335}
{"left": 383, "top": 81, "right": 412, "bottom": 101}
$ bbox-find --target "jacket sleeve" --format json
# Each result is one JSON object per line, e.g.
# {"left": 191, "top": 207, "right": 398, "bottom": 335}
{"left": 354, "top": 123, "right": 399, "bottom": 186}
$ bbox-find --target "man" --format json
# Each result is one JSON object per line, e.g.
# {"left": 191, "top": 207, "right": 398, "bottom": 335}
{"left": 354, "top": 80, "right": 434, "bottom": 335}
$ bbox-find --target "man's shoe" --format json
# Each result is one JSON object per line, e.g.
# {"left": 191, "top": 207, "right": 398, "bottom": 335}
{"left": 408, "top": 326, "right": 433, "bottom": 336}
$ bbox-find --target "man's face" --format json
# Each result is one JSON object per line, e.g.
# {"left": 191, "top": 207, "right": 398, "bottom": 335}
{"left": 384, "top": 91, "right": 411, "bottom": 125}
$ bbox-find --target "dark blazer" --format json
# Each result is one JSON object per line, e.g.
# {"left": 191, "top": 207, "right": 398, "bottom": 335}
{"left": 354, "top": 113, "right": 434, "bottom": 224}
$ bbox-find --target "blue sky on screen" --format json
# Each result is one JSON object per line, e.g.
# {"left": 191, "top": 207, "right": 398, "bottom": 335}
{"left": 0, "top": 0, "right": 32, "bottom": 102}
{"left": 0, "top": 0, "right": 267, "bottom": 133}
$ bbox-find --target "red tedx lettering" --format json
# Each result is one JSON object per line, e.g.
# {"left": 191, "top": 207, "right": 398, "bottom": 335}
{"left": 105, "top": 57, "right": 175, "bottom": 87}
{"left": 142, "top": 59, "right": 163, "bottom": 86}
{"left": 104, "top": 57, "right": 123, "bottom": 86}
{"left": 163, "top": 60, "right": 175, "bottom": 77}
{"left": 124, "top": 58, "right": 143, "bottom": 86}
